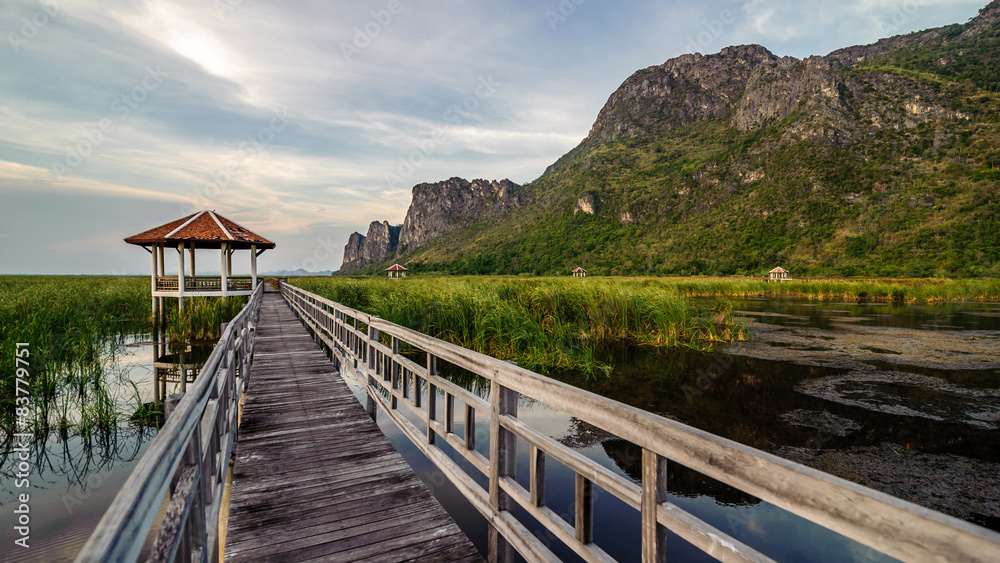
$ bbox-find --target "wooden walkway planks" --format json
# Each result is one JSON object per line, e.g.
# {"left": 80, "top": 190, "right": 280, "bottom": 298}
{"left": 224, "top": 292, "right": 481, "bottom": 562}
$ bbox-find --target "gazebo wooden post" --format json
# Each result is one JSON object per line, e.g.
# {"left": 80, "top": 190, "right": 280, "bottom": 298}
{"left": 220, "top": 243, "right": 229, "bottom": 297}
{"left": 150, "top": 244, "right": 159, "bottom": 315}
{"left": 157, "top": 245, "right": 165, "bottom": 313}
{"left": 177, "top": 242, "right": 186, "bottom": 312}
{"left": 189, "top": 247, "right": 196, "bottom": 277}
{"left": 251, "top": 244, "right": 258, "bottom": 290}
{"left": 227, "top": 247, "right": 233, "bottom": 277}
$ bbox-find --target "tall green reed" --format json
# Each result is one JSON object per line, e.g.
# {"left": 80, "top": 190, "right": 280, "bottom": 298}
{"left": 293, "top": 277, "right": 749, "bottom": 376}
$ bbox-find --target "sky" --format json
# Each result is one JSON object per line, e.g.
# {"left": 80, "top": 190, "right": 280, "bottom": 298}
{"left": 0, "top": 0, "right": 988, "bottom": 274}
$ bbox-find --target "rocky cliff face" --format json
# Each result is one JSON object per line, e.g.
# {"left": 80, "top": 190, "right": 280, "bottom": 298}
{"left": 340, "top": 178, "right": 524, "bottom": 270}
{"left": 397, "top": 178, "right": 524, "bottom": 252}
{"left": 587, "top": 45, "right": 776, "bottom": 143}
{"left": 341, "top": 221, "right": 401, "bottom": 267}
{"left": 586, "top": 20, "right": 985, "bottom": 149}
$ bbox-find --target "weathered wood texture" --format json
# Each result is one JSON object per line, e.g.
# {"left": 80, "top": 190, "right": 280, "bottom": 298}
{"left": 224, "top": 292, "right": 481, "bottom": 562}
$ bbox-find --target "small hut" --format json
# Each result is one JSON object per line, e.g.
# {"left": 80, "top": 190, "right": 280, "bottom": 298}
{"left": 768, "top": 267, "right": 790, "bottom": 282}
{"left": 125, "top": 210, "right": 275, "bottom": 313}
{"left": 386, "top": 264, "right": 408, "bottom": 279}
{"left": 572, "top": 267, "right": 588, "bottom": 278}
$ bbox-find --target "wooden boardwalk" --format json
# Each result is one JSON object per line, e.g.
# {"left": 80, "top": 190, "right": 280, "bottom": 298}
{"left": 224, "top": 292, "right": 482, "bottom": 562}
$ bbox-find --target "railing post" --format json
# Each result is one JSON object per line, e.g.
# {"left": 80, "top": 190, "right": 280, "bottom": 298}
{"left": 426, "top": 353, "right": 437, "bottom": 445}
{"left": 366, "top": 325, "right": 379, "bottom": 421}
{"left": 642, "top": 448, "right": 669, "bottom": 563}
{"left": 488, "top": 380, "right": 517, "bottom": 563}
{"left": 390, "top": 337, "right": 399, "bottom": 410}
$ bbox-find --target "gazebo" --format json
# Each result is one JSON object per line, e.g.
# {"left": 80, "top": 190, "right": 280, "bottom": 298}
{"left": 768, "top": 267, "right": 790, "bottom": 282}
{"left": 125, "top": 210, "right": 276, "bottom": 312}
{"left": 386, "top": 264, "right": 408, "bottom": 279}
{"left": 572, "top": 267, "right": 588, "bottom": 278}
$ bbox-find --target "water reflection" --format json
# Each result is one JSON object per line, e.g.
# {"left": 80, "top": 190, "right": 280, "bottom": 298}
{"left": 729, "top": 297, "right": 1000, "bottom": 331}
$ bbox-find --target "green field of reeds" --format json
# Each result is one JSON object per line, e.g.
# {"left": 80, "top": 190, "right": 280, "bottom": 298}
{"left": 657, "top": 277, "right": 1000, "bottom": 302}
{"left": 291, "top": 276, "right": 750, "bottom": 375}
{"left": 0, "top": 276, "right": 246, "bottom": 436}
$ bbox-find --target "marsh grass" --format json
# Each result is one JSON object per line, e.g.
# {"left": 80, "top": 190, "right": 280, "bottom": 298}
{"left": 0, "top": 276, "right": 246, "bottom": 438}
{"left": 654, "top": 277, "right": 1000, "bottom": 302}
{"left": 292, "top": 277, "right": 749, "bottom": 375}
{"left": 164, "top": 296, "right": 248, "bottom": 344}
{"left": 0, "top": 276, "right": 151, "bottom": 435}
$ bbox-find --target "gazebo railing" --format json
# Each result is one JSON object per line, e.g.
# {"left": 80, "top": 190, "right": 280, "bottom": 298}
{"left": 281, "top": 281, "right": 1000, "bottom": 563}
{"left": 75, "top": 283, "right": 264, "bottom": 562}
{"left": 155, "top": 276, "right": 254, "bottom": 292}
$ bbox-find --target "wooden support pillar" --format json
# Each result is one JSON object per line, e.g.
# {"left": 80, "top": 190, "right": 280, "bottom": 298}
{"left": 251, "top": 244, "right": 258, "bottom": 290}
{"left": 220, "top": 243, "right": 229, "bottom": 297}
{"left": 177, "top": 242, "right": 186, "bottom": 312}
{"left": 158, "top": 245, "right": 165, "bottom": 281}
{"left": 227, "top": 248, "right": 233, "bottom": 277}
{"left": 189, "top": 247, "right": 196, "bottom": 277}
{"left": 151, "top": 244, "right": 158, "bottom": 315}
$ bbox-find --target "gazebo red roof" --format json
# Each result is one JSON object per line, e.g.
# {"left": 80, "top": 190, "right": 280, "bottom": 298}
{"left": 572, "top": 267, "right": 587, "bottom": 273}
{"left": 386, "top": 264, "right": 408, "bottom": 271}
{"left": 769, "top": 267, "right": 789, "bottom": 274}
{"left": 124, "top": 211, "right": 275, "bottom": 250}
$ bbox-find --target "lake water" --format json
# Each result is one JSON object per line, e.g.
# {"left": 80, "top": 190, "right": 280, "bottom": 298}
{"left": 2, "top": 298, "right": 997, "bottom": 561}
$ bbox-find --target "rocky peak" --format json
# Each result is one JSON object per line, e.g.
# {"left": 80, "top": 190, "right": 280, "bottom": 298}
{"left": 963, "top": 0, "right": 1000, "bottom": 38}
{"left": 340, "top": 177, "right": 525, "bottom": 271}
{"left": 586, "top": 44, "right": 776, "bottom": 143}
{"left": 341, "top": 220, "right": 401, "bottom": 267}
{"left": 397, "top": 177, "right": 524, "bottom": 252}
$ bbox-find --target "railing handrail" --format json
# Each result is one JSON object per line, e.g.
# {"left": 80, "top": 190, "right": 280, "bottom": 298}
{"left": 280, "top": 281, "right": 1000, "bottom": 563}
{"left": 76, "top": 284, "right": 264, "bottom": 562}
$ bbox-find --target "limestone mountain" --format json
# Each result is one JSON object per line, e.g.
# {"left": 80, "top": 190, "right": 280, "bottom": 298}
{"left": 341, "top": 1, "right": 1000, "bottom": 277}
{"left": 340, "top": 178, "right": 525, "bottom": 270}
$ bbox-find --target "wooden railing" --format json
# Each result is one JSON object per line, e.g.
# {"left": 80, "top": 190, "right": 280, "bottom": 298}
{"left": 76, "top": 283, "right": 264, "bottom": 562}
{"left": 155, "top": 276, "right": 254, "bottom": 292}
{"left": 280, "top": 282, "right": 1000, "bottom": 563}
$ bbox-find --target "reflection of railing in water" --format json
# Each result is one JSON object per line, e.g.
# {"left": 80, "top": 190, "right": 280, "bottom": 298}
{"left": 77, "top": 284, "right": 264, "bottom": 562}
{"left": 281, "top": 281, "right": 1000, "bottom": 563}
{"left": 155, "top": 276, "right": 254, "bottom": 292}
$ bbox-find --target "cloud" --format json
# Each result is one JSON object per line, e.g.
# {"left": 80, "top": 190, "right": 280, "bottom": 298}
{"left": 0, "top": 0, "right": 988, "bottom": 273}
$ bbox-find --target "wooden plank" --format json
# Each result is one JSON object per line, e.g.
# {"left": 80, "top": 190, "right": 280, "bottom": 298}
{"left": 224, "top": 292, "right": 481, "bottom": 562}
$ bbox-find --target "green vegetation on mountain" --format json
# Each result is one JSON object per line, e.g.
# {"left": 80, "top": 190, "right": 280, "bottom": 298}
{"left": 343, "top": 2, "right": 1000, "bottom": 278}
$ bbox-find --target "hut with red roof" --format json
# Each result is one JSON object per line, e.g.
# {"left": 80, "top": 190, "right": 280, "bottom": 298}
{"left": 385, "top": 264, "right": 408, "bottom": 279}
{"left": 572, "top": 267, "right": 588, "bottom": 278}
{"left": 125, "top": 210, "right": 275, "bottom": 312}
